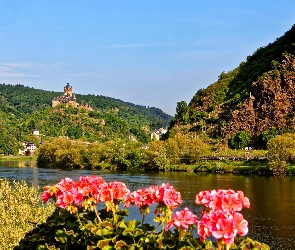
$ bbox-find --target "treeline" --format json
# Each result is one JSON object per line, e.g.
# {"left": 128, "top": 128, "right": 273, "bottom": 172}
{"left": 36, "top": 132, "right": 295, "bottom": 175}
{"left": 37, "top": 134, "right": 210, "bottom": 171}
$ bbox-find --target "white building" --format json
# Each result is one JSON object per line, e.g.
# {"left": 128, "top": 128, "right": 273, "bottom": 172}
{"left": 32, "top": 129, "right": 39, "bottom": 135}
{"left": 18, "top": 142, "right": 37, "bottom": 156}
{"left": 151, "top": 127, "right": 168, "bottom": 140}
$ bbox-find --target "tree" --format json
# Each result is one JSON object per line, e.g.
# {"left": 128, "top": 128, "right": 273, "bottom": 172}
{"left": 229, "top": 131, "right": 252, "bottom": 150}
{"left": 175, "top": 101, "right": 189, "bottom": 124}
{"left": 267, "top": 133, "right": 295, "bottom": 172}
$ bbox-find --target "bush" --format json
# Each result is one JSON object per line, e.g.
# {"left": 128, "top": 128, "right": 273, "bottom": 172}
{"left": 0, "top": 179, "right": 55, "bottom": 250}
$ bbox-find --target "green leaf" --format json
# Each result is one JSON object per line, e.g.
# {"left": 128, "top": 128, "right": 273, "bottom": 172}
{"left": 54, "top": 216, "right": 65, "bottom": 226}
{"left": 133, "top": 228, "right": 144, "bottom": 237}
{"left": 118, "top": 221, "right": 127, "bottom": 229}
{"left": 87, "top": 246, "right": 98, "bottom": 250}
{"left": 115, "top": 240, "right": 127, "bottom": 249}
{"left": 179, "top": 247, "right": 194, "bottom": 250}
{"left": 92, "top": 227, "right": 112, "bottom": 236}
{"left": 122, "top": 228, "right": 133, "bottom": 236}
{"left": 55, "top": 229, "right": 68, "bottom": 243}
{"left": 101, "top": 221, "right": 114, "bottom": 229}
{"left": 126, "top": 219, "right": 140, "bottom": 229}
{"left": 102, "top": 245, "right": 115, "bottom": 250}
{"left": 97, "top": 239, "right": 111, "bottom": 249}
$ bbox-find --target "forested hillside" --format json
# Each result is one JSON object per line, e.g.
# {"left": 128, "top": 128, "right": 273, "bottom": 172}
{"left": 169, "top": 24, "right": 295, "bottom": 149}
{"left": 0, "top": 84, "right": 172, "bottom": 154}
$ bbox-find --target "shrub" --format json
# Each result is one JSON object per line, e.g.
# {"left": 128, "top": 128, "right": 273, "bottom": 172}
{"left": 0, "top": 179, "right": 55, "bottom": 250}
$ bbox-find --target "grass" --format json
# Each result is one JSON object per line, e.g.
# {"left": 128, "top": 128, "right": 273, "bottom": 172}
{"left": 0, "top": 156, "right": 37, "bottom": 161}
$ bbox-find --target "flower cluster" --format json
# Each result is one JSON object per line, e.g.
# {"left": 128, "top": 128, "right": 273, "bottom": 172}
{"left": 166, "top": 207, "right": 198, "bottom": 230}
{"left": 125, "top": 183, "right": 182, "bottom": 210}
{"left": 41, "top": 176, "right": 251, "bottom": 248}
{"left": 195, "top": 189, "right": 250, "bottom": 245}
{"left": 41, "top": 176, "right": 129, "bottom": 213}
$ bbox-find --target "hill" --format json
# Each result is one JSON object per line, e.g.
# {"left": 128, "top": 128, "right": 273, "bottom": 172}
{"left": 169, "top": 24, "right": 295, "bottom": 149}
{"left": 0, "top": 83, "right": 172, "bottom": 154}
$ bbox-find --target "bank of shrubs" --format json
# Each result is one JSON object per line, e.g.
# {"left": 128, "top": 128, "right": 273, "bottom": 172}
{"left": 37, "top": 132, "right": 295, "bottom": 175}
{"left": 37, "top": 134, "right": 210, "bottom": 170}
{"left": 0, "top": 179, "right": 55, "bottom": 250}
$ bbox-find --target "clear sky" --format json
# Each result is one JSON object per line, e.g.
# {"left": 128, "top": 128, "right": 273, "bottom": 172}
{"left": 1, "top": 1, "right": 295, "bottom": 116}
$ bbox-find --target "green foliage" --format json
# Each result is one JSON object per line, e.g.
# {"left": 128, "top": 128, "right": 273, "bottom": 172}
{"left": 0, "top": 83, "right": 172, "bottom": 154}
{"left": 261, "top": 128, "right": 280, "bottom": 148}
{"left": 229, "top": 131, "right": 252, "bottom": 150}
{"left": 37, "top": 138, "right": 87, "bottom": 169}
{"left": 0, "top": 179, "right": 55, "bottom": 250}
{"left": 37, "top": 135, "right": 210, "bottom": 171}
{"left": 267, "top": 133, "right": 295, "bottom": 173}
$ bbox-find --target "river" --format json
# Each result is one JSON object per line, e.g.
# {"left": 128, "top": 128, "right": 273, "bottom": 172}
{"left": 1, "top": 161, "right": 294, "bottom": 249}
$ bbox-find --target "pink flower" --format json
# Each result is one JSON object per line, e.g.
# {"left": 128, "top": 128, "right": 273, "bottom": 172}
{"left": 56, "top": 187, "right": 83, "bottom": 208}
{"left": 125, "top": 188, "right": 153, "bottom": 208}
{"left": 233, "top": 212, "right": 248, "bottom": 236}
{"left": 155, "top": 183, "right": 182, "bottom": 208}
{"left": 76, "top": 175, "right": 105, "bottom": 202}
{"left": 41, "top": 190, "right": 52, "bottom": 202}
{"left": 197, "top": 213, "right": 212, "bottom": 241}
{"left": 211, "top": 215, "right": 236, "bottom": 245}
{"left": 166, "top": 207, "right": 197, "bottom": 230}
{"left": 99, "top": 181, "right": 130, "bottom": 202}
{"left": 55, "top": 177, "right": 76, "bottom": 192}
{"left": 196, "top": 189, "right": 250, "bottom": 244}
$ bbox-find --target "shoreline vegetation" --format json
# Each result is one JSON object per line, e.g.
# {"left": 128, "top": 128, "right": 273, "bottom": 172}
{"left": 3, "top": 132, "right": 295, "bottom": 176}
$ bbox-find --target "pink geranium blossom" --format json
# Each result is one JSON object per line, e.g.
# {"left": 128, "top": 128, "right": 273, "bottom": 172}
{"left": 125, "top": 188, "right": 154, "bottom": 208}
{"left": 195, "top": 189, "right": 250, "bottom": 245}
{"left": 166, "top": 207, "right": 197, "bottom": 230}
{"left": 211, "top": 215, "right": 236, "bottom": 245}
{"left": 55, "top": 187, "right": 83, "bottom": 208}
{"left": 154, "top": 183, "right": 182, "bottom": 208}
{"left": 99, "top": 181, "right": 130, "bottom": 202}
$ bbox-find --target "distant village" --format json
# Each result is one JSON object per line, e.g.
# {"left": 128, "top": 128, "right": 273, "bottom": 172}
{"left": 18, "top": 83, "right": 168, "bottom": 156}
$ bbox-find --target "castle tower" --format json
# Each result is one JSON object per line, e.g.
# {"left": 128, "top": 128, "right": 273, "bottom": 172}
{"left": 64, "top": 83, "right": 73, "bottom": 96}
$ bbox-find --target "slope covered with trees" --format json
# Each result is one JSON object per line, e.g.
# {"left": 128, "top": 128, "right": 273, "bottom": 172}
{"left": 0, "top": 84, "right": 172, "bottom": 154}
{"left": 169, "top": 24, "right": 295, "bottom": 149}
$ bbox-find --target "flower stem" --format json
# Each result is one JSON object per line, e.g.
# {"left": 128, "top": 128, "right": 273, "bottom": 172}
{"left": 76, "top": 213, "right": 82, "bottom": 227}
{"left": 141, "top": 214, "right": 145, "bottom": 225}
{"left": 93, "top": 205, "right": 102, "bottom": 223}
{"left": 152, "top": 222, "right": 162, "bottom": 233}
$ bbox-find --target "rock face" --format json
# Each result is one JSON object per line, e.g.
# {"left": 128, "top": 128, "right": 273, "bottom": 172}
{"left": 223, "top": 53, "right": 295, "bottom": 138}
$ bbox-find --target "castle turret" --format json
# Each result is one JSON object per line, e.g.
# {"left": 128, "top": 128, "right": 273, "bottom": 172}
{"left": 64, "top": 83, "right": 73, "bottom": 96}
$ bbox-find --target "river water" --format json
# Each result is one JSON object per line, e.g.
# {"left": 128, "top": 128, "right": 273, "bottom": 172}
{"left": 1, "top": 161, "right": 295, "bottom": 249}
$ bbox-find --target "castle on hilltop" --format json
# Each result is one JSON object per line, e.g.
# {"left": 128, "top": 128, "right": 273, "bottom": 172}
{"left": 52, "top": 83, "right": 78, "bottom": 108}
{"left": 52, "top": 83, "right": 92, "bottom": 110}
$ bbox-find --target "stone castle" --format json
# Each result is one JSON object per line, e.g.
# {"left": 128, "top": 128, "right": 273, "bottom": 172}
{"left": 52, "top": 83, "right": 92, "bottom": 110}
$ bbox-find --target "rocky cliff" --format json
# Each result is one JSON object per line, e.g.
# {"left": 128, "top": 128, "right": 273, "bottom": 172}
{"left": 223, "top": 53, "right": 295, "bottom": 138}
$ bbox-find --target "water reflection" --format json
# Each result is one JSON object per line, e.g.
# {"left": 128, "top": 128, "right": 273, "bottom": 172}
{"left": 0, "top": 163, "right": 294, "bottom": 249}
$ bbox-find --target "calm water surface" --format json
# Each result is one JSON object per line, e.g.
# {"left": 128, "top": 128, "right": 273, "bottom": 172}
{"left": 1, "top": 161, "right": 295, "bottom": 249}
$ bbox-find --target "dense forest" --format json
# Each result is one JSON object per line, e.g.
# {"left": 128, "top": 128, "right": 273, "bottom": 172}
{"left": 169, "top": 24, "right": 295, "bottom": 149}
{"left": 0, "top": 84, "right": 172, "bottom": 155}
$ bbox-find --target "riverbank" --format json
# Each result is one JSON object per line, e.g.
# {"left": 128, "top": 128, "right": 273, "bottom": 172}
{"left": 0, "top": 156, "right": 37, "bottom": 162}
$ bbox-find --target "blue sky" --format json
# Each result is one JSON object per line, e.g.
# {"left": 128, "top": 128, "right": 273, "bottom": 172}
{"left": 1, "top": 1, "right": 295, "bottom": 116}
